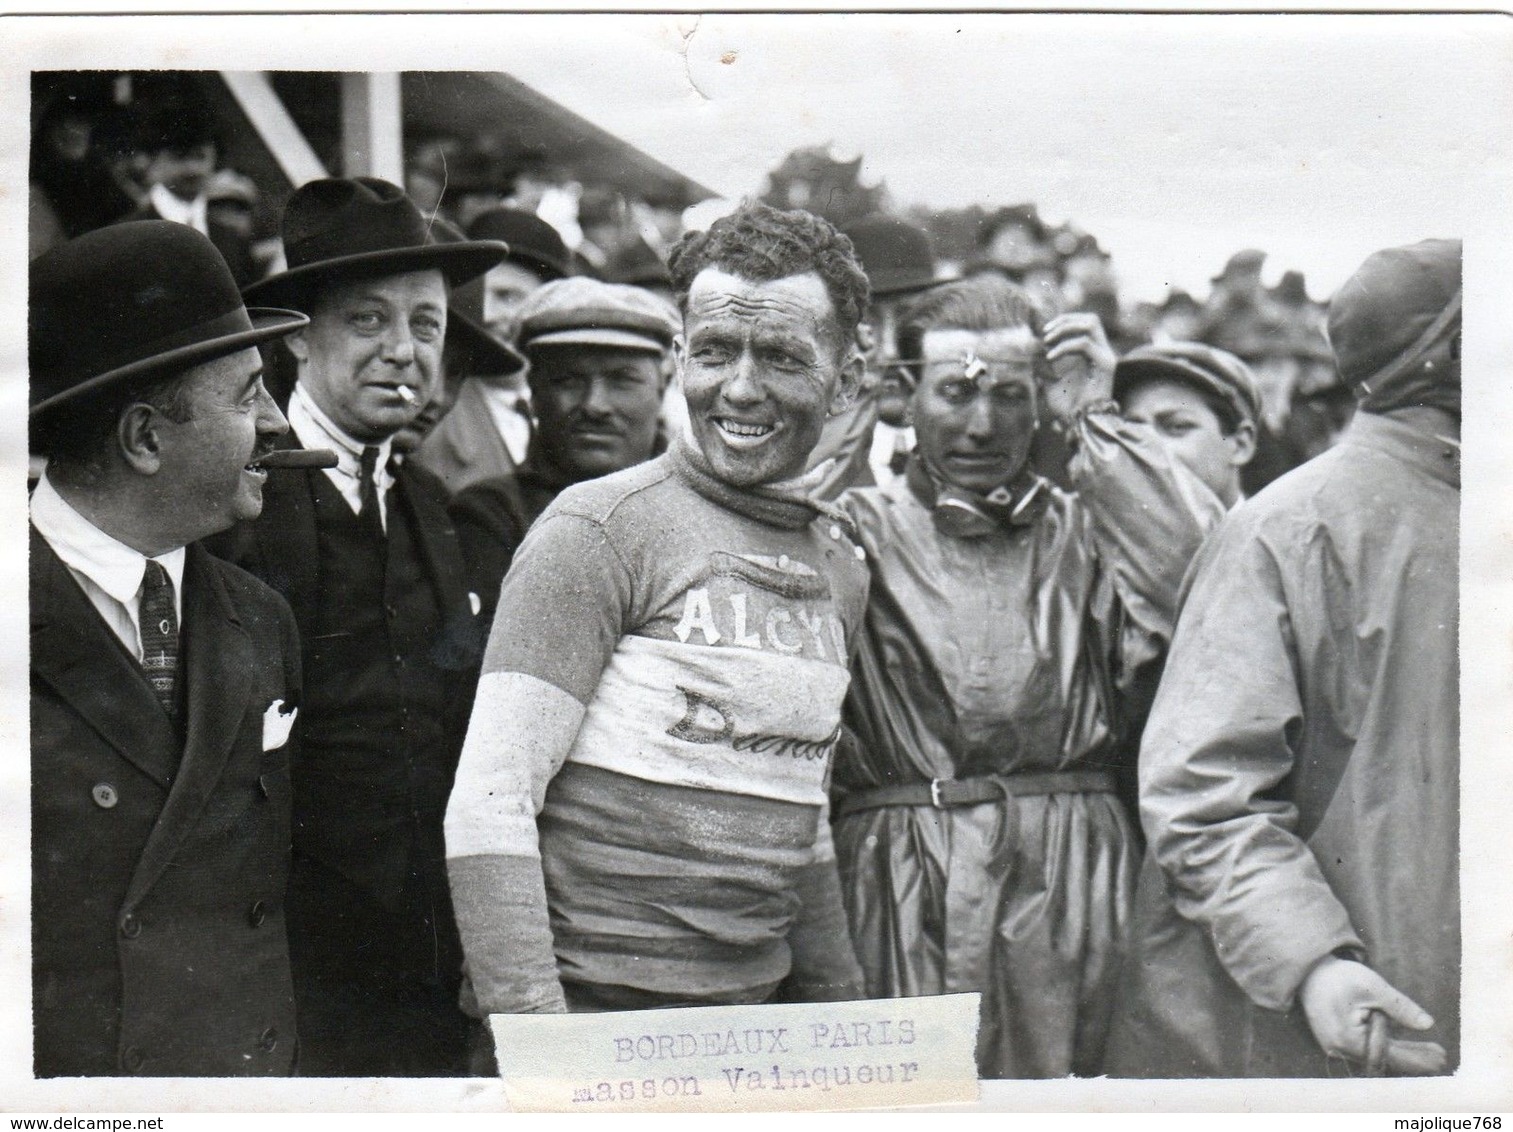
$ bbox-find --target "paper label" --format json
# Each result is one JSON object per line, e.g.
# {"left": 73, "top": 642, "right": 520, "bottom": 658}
{"left": 489, "top": 993, "right": 980, "bottom": 1112}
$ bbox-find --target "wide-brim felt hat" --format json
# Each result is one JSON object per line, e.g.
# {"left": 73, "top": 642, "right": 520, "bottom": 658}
{"left": 243, "top": 177, "right": 509, "bottom": 310}
{"left": 31, "top": 220, "right": 308, "bottom": 420}
{"left": 428, "top": 217, "right": 525, "bottom": 377}
{"left": 1115, "top": 340, "right": 1263, "bottom": 431}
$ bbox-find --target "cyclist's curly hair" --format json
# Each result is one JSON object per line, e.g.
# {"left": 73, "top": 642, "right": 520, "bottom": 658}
{"left": 668, "top": 201, "right": 870, "bottom": 346}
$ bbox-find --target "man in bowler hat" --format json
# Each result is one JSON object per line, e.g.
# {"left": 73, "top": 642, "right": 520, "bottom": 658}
{"left": 209, "top": 177, "right": 507, "bottom": 1075}
{"left": 30, "top": 221, "right": 308, "bottom": 1075}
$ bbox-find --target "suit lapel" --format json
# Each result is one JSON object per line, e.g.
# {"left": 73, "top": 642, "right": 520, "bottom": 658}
{"left": 124, "top": 544, "right": 255, "bottom": 908}
{"left": 30, "top": 528, "right": 179, "bottom": 789}
{"left": 393, "top": 467, "right": 468, "bottom": 619}
{"left": 254, "top": 445, "right": 321, "bottom": 628}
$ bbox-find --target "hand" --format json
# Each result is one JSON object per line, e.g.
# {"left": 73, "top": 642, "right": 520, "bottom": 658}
{"left": 1298, "top": 956, "right": 1448, "bottom": 1075}
{"left": 1041, "top": 311, "right": 1117, "bottom": 421}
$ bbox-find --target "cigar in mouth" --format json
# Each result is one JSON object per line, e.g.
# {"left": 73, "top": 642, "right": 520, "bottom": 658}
{"left": 250, "top": 448, "right": 340, "bottom": 470}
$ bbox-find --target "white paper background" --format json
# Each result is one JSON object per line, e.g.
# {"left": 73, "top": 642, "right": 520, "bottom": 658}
{"left": 2, "top": 7, "right": 1509, "bottom": 1117}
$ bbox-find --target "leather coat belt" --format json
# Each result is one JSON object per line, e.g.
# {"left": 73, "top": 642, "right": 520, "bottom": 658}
{"left": 834, "top": 769, "right": 1116, "bottom": 819}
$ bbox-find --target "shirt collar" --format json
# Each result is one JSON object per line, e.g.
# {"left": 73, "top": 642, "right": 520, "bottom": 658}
{"left": 1343, "top": 411, "right": 1460, "bottom": 490}
{"left": 30, "top": 473, "right": 187, "bottom": 605}
{"left": 149, "top": 182, "right": 208, "bottom": 235}
{"left": 288, "top": 382, "right": 393, "bottom": 479}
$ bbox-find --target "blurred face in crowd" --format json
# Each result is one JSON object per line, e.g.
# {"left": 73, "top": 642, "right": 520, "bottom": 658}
{"left": 986, "top": 223, "right": 1043, "bottom": 274}
{"left": 863, "top": 297, "right": 912, "bottom": 428}
{"left": 147, "top": 142, "right": 216, "bottom": 203}
{"left": 1247, "top": 352, "right": 1302, "bottom": 433}
{"left": 390, "top": 340, "right": 472, "bottom": 456}
{"left": 287, "top": 269, "right": 447, "bottom": 445}
{"left": 145, "top": 347, "right": 289, "bottom": 544}
{"left": 677, "top": 268, "right": 862, "bottom": 487}
{"left": 482, "top": 260, "right": 549, "bottom": 339}
{"left": 529, "top": 343, "right": 665, "bottom": 480}
{"left": 911, "top": 326, "right": 1040, "bottom": 494}
{"left": 1122, "top": 377, "right": 1254, "bottom": 508}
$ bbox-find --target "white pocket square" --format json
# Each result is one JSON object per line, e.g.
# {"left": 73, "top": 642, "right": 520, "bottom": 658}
{"left": 469, "top": 591, "right": 482, "bottom": 616}
{"left": 262, "top": 699, "right": 298, "bottom": 751}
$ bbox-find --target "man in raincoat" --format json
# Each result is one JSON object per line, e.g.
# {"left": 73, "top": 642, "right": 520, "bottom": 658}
{"left": 1106, "top": 238, "right": 1461, "bottom": 1077}
{"left": 832, "top": 275, "right": 1225, "bottom": 1077}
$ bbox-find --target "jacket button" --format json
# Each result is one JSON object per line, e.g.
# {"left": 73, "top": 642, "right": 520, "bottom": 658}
{"left": 120, "top": 913, "right": 141, "bottom": 939}
{"left": 258, "top": 1027, "right": 278, "bottom": 1053}
{"left": 121, "top": 1046, "right": 144, "bottom": 1073}
{"left": 91, "top": 783, "right": 118, "bottom": 809}
{"left": 258, "top": 774, "right": 270, "bottom": 798}
{"left": 248, "top": 900, "right": 267, "bottom": 928}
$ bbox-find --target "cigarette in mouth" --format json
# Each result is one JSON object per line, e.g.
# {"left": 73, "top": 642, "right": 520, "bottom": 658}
{"left": 396, "top": 385, "right": 418, "bottom": 405}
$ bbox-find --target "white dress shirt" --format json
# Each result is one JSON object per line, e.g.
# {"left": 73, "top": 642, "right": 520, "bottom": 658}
{"left": 288, "top": 382, "right": 394, "bottom": 531}
{"left": 30, "top": 474, "right": 186, "bottom": 662}
{"left": 478, "top": 381, "right": 533, "bottom": 466}
{"left": 149, "top": 181, "right": 209, "bottom": 237}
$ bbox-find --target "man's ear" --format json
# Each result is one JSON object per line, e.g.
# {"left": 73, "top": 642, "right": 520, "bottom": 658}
{"left": 116, "top": 403, "right": 165, "bottom": 475}
{"left": 671, "top": 333, "right": 687, "bottom": 381}
{"left": 829, "top": 345, "right": 865, "bottom": 417}
{"left": 1228, "top": 419, "right": 1258, "bottom": 467}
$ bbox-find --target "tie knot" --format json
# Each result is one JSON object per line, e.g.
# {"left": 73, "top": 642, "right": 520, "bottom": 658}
{"left": 360, "top": 445, "right": 381, "bottom": 481}
{"left": 142, "top": 558, "right": 172, "bottom": 592}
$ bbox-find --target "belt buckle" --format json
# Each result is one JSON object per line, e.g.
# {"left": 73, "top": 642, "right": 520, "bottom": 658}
{"left": 929, "top": 778, "right": 946, "bottom": 808}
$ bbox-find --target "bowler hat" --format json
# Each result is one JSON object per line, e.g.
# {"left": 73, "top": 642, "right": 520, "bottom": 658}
{"left": 844, "top": 214, "right": 948, "bottom": 298}
{"left": 30, "top": 220, "right": 308, "bottom": 420}
{"left": 243, "top": 177, "right": 508, "bottom": 310}
{"left": 516, "top": 277, "right": 678, "bottom": 355}
{"left": 1115, "top": 341, "right": 1262, "bottom": 432}
{"left": 429, "top": 218, "right": 525, "bottom": 377}
{"left": 466, "top": 207, "right": 572, "bottom": 281}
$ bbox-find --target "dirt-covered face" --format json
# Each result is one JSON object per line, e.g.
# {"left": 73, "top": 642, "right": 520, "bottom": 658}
{"left": 676, "top": 268, "right": 861, "bottom": 487}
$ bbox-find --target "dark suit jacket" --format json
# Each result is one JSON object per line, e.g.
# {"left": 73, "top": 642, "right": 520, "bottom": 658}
{"left": 119, "top": 201, "right": 257, "bottom": 288}
{"left": 203, "top": 441, "right": 485, "bottom": 875}
{"left": 31, "top": 530, "right": 302, "bottom": 1077}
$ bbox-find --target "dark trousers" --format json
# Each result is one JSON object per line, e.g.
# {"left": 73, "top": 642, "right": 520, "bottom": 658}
{"left": 286, "top": 851, "right": 469, "bottom": 1076}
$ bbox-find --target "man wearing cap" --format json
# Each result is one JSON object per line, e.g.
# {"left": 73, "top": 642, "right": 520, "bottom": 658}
{"left": 830, "top": 277, "right": 1224, "bottom": 1078}
{"left": 445, "top": 201, "right": 869, "bottom": 1022}
{"left": 1115, "top": 341, "right": 1260, "bottom": 510}
{"left": 208, "top": 178, "right": 507, "bottom": 1075}
{"left": 412, "top": 207, "right": 573, "bottom": 495}
{"left": 29, "top": 222, "right": 307, "bottom": 1075}
{"left": 1107, "top": 239, "right": 1462, "bottom": 1077}
{"left": 448, "top": 277, "right": 676, "bottom": 621}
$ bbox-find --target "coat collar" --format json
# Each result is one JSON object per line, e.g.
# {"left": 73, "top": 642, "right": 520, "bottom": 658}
{"left": 1344, "top": 411, "right": 1460, "bottom": 490}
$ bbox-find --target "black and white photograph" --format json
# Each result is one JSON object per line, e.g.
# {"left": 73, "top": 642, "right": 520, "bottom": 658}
{"left": 4, "top": 8, "right": 1512, "bottom": 1117}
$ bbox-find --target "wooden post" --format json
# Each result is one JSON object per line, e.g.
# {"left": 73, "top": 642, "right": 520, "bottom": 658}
{"left": 340, "top": 72, "right": 404, "bottom": 183}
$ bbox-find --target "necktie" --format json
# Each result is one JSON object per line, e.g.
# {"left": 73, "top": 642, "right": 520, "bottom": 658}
{"left": 358, "top": 445, "right": 385, "bottom": 538}
{"left": 139, "top": 560, "right": 179, "bottom": 719}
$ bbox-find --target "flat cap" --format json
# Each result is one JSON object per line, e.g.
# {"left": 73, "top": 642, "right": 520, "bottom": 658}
{"left": 1327, "top": 238, "right": 1461, "bottom": 393}
{"left": 1115, "top": 340, "right": 1262, "bottom": 431}
{"left": 515, "top": 276, "right": 679, "bottom": 354}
